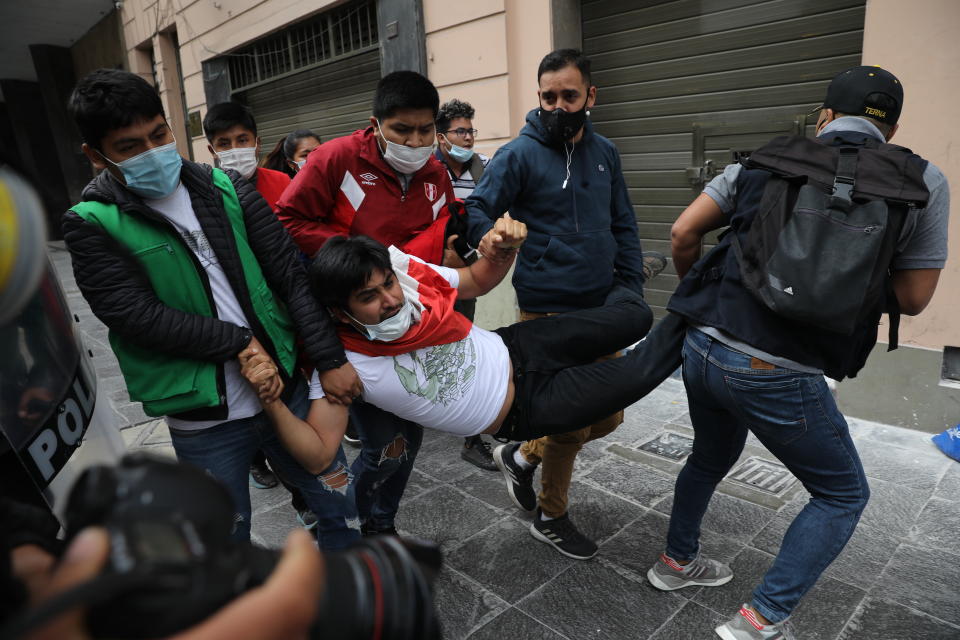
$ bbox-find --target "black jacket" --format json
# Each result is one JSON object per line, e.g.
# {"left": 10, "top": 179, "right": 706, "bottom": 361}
{"left": 62, "top": 161, "right": 346, "bottom": 419}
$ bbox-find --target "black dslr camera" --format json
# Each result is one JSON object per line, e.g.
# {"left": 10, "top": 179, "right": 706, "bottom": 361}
{"left": 62, "top": 453, "right": 443, "bottom": 639}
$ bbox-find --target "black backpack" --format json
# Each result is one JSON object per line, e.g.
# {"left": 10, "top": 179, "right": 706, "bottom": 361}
{"left": 729, "top": 134, "right": 929, "bottom": 344}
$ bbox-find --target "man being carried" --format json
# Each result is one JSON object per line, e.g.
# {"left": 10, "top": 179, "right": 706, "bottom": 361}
{"left": 239, "top": 218, "right": 684, "bottom": 486}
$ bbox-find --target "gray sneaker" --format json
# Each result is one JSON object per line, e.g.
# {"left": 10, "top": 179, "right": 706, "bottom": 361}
{"left": 715, "top": 605, "right": 787, "bottom": 640}
{"left": 646, "top": 552, "right": 733, "bottom": 591}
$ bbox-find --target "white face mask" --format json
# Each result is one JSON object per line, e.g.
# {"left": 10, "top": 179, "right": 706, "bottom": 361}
{"left": 216, "top": 146, "right": 258, "bottom": 179}
{"left": 376, "top": 121, "right": 434, "bottom": 174}
{"left": 346, "top": 297, "right": 420, "bottom": 342}
{"left": 294, "top": 159, "right": 306, "bottom": 171}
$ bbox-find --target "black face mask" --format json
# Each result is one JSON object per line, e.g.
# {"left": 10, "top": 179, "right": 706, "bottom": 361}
{"left": 538, "top": 104, "right": 588, "bottom": 147}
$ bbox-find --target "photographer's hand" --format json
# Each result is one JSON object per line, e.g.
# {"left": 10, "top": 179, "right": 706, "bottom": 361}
{"left": 173, "top": 529, "right": 322, "bottom": 640}
{"left": 22, "top": 528, "right": 322, "bottom": 640}
{"left": 24, "top": 527, "right": 109, "bottom": 640}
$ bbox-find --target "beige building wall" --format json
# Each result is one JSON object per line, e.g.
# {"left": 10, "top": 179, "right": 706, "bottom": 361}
{"left": 863, "top": 0, "right": 960, "bottom": 352}
{"left": 119, "top": 0, "right": 342, "bottom": 162}
{"left": 423, "top": 0, "right": 551, "bottom": 156}
{"left": 422, "top": 0, "right": 553, "bottom": 328}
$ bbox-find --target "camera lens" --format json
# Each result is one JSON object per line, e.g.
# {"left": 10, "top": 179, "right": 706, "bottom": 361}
{"left": 315, "top": 535, "right": 442, "bottom": 640}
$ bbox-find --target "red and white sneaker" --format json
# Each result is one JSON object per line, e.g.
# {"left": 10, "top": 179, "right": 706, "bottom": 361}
{"left": 715, "top": 605, "right": 787, "bottom": 640}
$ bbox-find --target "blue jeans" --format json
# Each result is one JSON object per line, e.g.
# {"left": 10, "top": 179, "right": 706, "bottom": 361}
{"left": 170, "top": 378, "right": 361, "bottom": 549}
{"left": 666, "top": 327, "right": 869, "bottom": 623}
{"left": 349, "top": 401, "right": 422, "bottom": 531}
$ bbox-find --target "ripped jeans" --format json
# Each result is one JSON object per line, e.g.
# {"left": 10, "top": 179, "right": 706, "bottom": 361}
{"left": 349, "top": 401, "right": 423, "bottom": 532}
{"left": 169, "top": 378, "right": 361, "bottom": 549}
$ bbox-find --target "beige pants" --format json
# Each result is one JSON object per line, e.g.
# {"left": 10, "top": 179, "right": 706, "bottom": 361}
{"left": 516, "top": 309, "right": 624, "bottom": 517}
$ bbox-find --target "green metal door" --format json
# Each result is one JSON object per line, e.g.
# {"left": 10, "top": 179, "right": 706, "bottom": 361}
{"left": 581, "top": 0, "right": 866, "bottom": 317}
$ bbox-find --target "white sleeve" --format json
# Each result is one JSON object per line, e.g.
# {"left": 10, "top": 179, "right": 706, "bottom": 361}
{"left": 308, "top": 369, "right": 326, "bottom": 400}
{"left": 408, "top": 254, "right": 460, "bottom": 288}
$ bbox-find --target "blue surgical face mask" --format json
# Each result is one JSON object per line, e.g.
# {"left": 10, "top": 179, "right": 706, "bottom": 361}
{"left": 443, "top": 135, "right": 475, "bottom": 163}
{"left": 100, "top": 141, "right": 183, "bottom": 199}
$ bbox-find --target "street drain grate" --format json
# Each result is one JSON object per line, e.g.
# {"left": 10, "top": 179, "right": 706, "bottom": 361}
{"left": 726, "top": 457, "right": 797, "bottom": 496}
{"left": 637, "top": 432, "right": 694, "bottom": 461}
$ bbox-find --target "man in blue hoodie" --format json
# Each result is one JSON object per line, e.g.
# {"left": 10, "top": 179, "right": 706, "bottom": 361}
{"left": 467, "top": 48, "right": 663, "bottom": 559}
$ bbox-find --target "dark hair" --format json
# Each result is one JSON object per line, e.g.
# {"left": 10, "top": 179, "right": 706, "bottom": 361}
{"left": 202, "top": 101, "right": 257, "bottom": 141}
{"left": 537, "top": 48, "right": 592, "bottom": 87}
{"left": 372, "top": 71, "right": 440, "bottom": 120}
{"left": 68, "top": 69, "right": 165, "bottom": 149}
{"left": 436, "top": 99, "right": 475, "bottom": 133}
{"left": 261, "top": 129, "right": 321, "bottom": 176}
{"left": 309, "top": 235, "right": 393, "bottom": 309}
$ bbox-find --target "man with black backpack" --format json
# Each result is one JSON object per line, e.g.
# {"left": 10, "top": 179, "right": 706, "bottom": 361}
{"left": 646, "top": 66, "right": 949, "bottom": 640}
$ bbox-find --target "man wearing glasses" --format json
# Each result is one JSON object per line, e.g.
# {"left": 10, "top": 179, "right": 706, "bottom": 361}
{"left": 435, "top": 99, "right": 489, "bottom": 200}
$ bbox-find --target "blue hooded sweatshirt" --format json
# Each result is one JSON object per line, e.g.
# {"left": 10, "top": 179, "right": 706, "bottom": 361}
{"left": 466, "top": 108, "right": 645, "bottom": 313}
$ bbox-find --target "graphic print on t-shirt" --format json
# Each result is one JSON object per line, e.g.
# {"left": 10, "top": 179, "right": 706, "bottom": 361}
{"left": 179, "top": 229, "right": 219, "bottom": 269}
{"left": 393, "top": 336, "right": 476, "bottom": 404}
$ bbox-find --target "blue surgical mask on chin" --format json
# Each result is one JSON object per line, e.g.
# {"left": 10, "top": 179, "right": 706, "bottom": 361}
{"left": 346, "top": 297, "right": 420, "bottom": 342}
{"left": 444, "top": 136, "right": 475, "bottom": 163}
{"left": 100, "top": 141, "right": 183, "bottom": 199}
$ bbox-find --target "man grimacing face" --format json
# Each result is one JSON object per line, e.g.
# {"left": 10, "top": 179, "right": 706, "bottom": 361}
{"left": 337, "top": 268, "right": 405, "bottom": 326}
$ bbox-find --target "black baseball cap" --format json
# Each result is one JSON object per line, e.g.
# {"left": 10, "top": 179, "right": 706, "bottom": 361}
{"left": 818, "top": 65, "right": 903, "bottom": 125}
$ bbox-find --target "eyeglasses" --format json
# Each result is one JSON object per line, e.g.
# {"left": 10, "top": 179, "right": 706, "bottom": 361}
{"left": 443, "top": 127, "right": 478, "bottom": 138}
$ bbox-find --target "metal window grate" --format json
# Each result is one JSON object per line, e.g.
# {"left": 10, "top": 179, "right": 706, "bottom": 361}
{"left": 228, "top": 0, "right": 377, "bottom": 92}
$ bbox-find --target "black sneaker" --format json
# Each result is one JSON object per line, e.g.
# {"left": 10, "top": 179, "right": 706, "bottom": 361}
{"left": 461, "top": 435, "right": 497, "bottom": 471}
{"left": 642, "top": 251, "right": 668, "bottom": 282}
{"left": 529, "top": 508, "right": 598, "bottom": 560}
{"left": 249, "top": 461, "right": 278, "bottom": 489}
{"left": 493, "top": 443, "right": 536, "bottom": 511}
{"left": 343, "top": 421, "right": 361, "bottom": 447}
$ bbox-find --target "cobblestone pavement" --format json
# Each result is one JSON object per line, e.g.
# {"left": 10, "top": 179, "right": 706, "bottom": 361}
{"left": 51, "top": 242, "right": 960, "bottom": 640}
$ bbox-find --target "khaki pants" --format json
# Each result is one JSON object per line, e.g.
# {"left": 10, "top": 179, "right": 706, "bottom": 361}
{"left": 516, "top": 309, "right": 624, "bottom": 517}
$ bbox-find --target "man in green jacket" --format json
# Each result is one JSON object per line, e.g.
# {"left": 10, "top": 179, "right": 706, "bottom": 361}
{"left": 62, "top": 68, "right": 362, "bottom": 547}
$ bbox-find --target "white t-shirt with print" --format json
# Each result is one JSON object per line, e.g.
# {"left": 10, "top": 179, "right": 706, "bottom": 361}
{"left": 146, "top": 183, "right": 262, "bottom": 431}
{"left": 309, "top": 261, "right": 512, "bottom": 437}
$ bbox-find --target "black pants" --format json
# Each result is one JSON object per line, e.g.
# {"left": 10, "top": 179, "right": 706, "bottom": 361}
{"left": 494, "top": 288, "right": 685, "bottom": 441}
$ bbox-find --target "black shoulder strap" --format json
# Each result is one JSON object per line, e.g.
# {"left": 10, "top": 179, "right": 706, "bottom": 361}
{"left": 469, "top": 154, "right": 485, "bottom": 181}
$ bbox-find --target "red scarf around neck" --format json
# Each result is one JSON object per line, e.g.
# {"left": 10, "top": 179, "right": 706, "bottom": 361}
{"left": 337, "top": 254, "right": 472, "bottom": 356}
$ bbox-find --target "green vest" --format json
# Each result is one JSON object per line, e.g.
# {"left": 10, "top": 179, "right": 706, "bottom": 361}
{"left": 71, "top": 169, "right": 296, "bottom": 417}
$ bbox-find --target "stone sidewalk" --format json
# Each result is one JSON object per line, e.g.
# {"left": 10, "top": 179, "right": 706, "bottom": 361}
{"left": 50, "top": 242, "right": 960, "bottom": 640}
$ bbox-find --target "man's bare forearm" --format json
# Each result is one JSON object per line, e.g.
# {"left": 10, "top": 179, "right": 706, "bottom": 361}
{"left": 262, "top": 400, "right": 343, "bottom": 475}
{"left": 467, "top": 253, "right": 515, "bottom": 296}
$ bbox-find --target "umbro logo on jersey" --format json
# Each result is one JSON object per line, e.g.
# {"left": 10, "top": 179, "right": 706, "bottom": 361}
{"left": 359, "top": 172, "right": 378, "bottom": 185}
